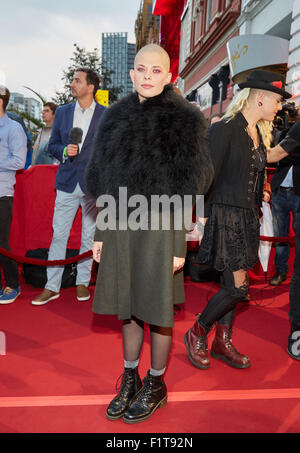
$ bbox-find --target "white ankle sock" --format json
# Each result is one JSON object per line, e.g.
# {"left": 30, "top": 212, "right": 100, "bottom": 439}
{"left": 124, "top": 359, "right": 139, "bottom": 369}
{"left": 150, "top": 367, "right": 166, "bottom": 376}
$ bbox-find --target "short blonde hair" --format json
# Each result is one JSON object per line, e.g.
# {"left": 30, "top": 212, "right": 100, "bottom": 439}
{"left": 223, "top": 88, "right": 273, "bottom": 148}
{"left": 134, "top": 44, "right": 170, "bottom": 72}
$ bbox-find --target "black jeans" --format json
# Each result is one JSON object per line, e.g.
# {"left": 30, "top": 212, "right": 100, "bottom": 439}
{"left": 272, "top": 188, "right": 300, "bottom": 274}
{"left": 0, "top": 197, "right": 19, "bottom": 289}
{"left": 289, "top": 207, "right": 300, "bottom": 327}
{"left": 198, "top": 268, "right": 249, "bottom": 332}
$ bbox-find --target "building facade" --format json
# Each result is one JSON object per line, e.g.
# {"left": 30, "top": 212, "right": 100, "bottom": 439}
{"left": 8, "top": 93, "right": 42, "bottom": 119}
{"left": 24, "top": 97, "right": 42, "bottom": 120}
{"left": 102, "top": 32, "right": 135, "bottom": 99}
{"left": 7, "top": 92, "right": 25, "bottom": 113}
{"left": 235, "top": 0, "right": 299, "bottom": 105}
{"left": 178, "top": 0, "right": 300, "bottom": 118}
{"left": 179, "top": 0, "right": 241, "bottom": 117}
{"left": 135, "top": 0, "right": 160, "bottom": 52}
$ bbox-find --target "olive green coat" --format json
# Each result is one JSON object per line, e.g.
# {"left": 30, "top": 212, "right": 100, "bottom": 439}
{"left": 92, "top": 225, "right": 186, "bottom": 327}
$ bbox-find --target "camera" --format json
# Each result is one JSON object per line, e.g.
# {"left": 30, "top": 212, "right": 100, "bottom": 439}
{"left": 273, "top": 101, "right": 298, "bottom": 131}
{"left": 272, "top": 101, "right": 298, "bottom": 144}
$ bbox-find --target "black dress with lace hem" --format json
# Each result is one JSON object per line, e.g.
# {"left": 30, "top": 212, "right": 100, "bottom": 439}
{"left": 197, "top": 143, "right": 266, "bottom": 272}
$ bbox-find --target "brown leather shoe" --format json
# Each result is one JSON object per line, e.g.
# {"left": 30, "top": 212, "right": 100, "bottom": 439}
{"left": 184, "top": 319, "right": 210, "bottom": 369}
{"left": 76, "top": 284, "right": 90, "bottom": 301}
{"left": 269, "top": 272, "right": 287, "bottom": 286}
{"left": 32, "top": 289, "right": 60, "bottom": 306}
{"left": 211, "top": 325, "right": 250, "bottom": 369}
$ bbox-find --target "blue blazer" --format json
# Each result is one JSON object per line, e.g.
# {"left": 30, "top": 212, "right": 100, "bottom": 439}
{"left": 48, "top": 102, "right": 106, "bottom": 193}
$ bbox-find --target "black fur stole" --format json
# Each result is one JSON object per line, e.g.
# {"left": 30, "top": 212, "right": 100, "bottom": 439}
{"left": 86, "top": 84, "right": 214, "bottom": 201}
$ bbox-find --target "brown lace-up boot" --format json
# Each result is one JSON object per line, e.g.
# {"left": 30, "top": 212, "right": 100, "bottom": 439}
{"left": 184, "top": 319, "right": 210, "bottom": 369}
{"left": 106, "top": 368, "right": 142, "bottom": 420}
{"left": 211, "top": 325, "right": 250, "bottom": 368}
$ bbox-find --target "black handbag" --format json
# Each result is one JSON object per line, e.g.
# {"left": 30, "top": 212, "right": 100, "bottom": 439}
{"left": 22, "top": 248, "right": 79, "bottom": 288}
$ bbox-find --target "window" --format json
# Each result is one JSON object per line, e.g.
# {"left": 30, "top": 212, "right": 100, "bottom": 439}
{"left": 206, "top": 0, "right": 213, "bottom": 31}
{"left": 225, "top": 0, "right": 231, "bottom": 6}
{"left": 179, "top": 0, "right": 192, "bottom": 72}
{"left": 193, "top": 0, "right": 204, "bottom": 43}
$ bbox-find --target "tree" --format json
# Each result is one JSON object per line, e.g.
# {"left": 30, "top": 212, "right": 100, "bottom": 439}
{"left": 23, "top": 86, "right": 46, "bottom": 104}
{"left": 52, "top": 43, "right": 123, "bottom": 105}
{"left": 7, "top": 107, "right": 42, "bottom": 142}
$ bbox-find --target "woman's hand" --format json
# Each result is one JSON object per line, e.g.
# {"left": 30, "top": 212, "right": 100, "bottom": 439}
{"left": 173, "top": 256, "right": 185, "bottom": 274}
{"left": 93, "top": 241, "right": 103, "bottom": 263}
{"left": 263, "top": 191, "right": 270, "bottom": 202}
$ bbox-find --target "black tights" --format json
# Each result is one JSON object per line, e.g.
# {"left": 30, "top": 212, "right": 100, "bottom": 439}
{"left": 199, "top": 268, "right": 249, "bottom": 332}
{"left": 122, "top": 317, "right": 172, "bottom": 371}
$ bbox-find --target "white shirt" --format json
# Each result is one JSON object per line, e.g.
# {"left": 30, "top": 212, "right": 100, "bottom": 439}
{"left": 281, "top": 165, "right": 293, "bottom": 188}
{"left": 73, "top": 99, "right": 96, "bottom": 151}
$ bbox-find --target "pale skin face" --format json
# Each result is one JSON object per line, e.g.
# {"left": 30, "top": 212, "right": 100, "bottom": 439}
{"left": 42, "top": 106, "right": 54, "bottom": 127}
{"left": 130, "top": 50, "right": 172, "bottom": 102}
{"left": 70, "top": 71, "right": 94, "bottom": 102}
{"left": 258, "top": 90, "right": 283, "bottom": 122}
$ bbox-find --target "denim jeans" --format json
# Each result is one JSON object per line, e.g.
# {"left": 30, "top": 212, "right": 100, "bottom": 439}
{"left": 272, "top": 187, "right": 300, "bottom": 274}
{"left": 45, "top": 184, "right": 97, "bottom": 293}
{"left": 289, "top": 207, "right": 300, "bottom": 327}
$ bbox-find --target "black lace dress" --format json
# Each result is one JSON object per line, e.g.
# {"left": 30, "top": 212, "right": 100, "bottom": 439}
{"left": 197, "top": 143, "right": 266, "bottom": 272}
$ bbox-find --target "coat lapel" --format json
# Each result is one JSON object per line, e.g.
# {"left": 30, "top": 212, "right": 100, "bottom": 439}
{"left": 65, "top": 103, "right": 76, "bottom": 137}
{"left": 82, "top": 103, "right": 103, "bottom": 148}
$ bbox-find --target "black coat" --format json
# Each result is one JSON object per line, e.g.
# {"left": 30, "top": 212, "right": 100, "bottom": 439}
{"left": 272, "top": 120, "right": 300, "bottom": 195}
{"left": 86, "top": 84, "right": 213, "bottom": 203}
{"left": 205, "top": 111, "right": 266, "bottom": 216}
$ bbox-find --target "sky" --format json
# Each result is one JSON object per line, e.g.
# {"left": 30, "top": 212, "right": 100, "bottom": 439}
{"left": 0, "top": 0, "right": 142, "bottom": 100}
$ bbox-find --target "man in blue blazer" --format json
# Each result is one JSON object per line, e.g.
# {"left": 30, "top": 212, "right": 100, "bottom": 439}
{"left": 32, "top": 68, "right": 106, "bottom": 305}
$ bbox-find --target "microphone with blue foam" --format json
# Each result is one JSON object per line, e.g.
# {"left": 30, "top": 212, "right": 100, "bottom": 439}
{"left": 68, "top": 127, "right": 83, "bottom": 162}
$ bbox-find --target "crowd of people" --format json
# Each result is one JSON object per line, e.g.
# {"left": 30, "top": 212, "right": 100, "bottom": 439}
{"left": 0, "top": 44, "right": 299, "bottom": 425}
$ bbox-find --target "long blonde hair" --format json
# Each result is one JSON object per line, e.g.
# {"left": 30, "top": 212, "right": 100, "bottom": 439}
{"left": 223, "top": 88, "right": 273, "bottom": 148}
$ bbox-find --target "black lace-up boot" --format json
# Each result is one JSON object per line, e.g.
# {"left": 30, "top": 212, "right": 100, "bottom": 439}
{"left": 106, "top": 368, "right": 142, "bottom": 420}
{"left": 123, "top": 371, "right": 167, "bottom": 424}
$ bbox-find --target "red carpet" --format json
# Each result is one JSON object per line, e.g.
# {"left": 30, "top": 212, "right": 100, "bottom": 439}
{"left": 0, "top": 275, "right": 299, "bottom": 433}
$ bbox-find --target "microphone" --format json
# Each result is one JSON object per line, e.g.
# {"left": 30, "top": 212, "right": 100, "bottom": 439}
{"left": 68, "top": 127, "right": 83, "bottom": 162}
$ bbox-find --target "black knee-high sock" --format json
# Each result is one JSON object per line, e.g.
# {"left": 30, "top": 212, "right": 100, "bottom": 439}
{"left": 198, "top": 269, "right": 248, "bottom": 332}
{"left": 217, "top": 308, "right": 235, "bottom": 327}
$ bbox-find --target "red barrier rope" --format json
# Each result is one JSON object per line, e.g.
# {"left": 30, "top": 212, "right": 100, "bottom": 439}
{"left": 0, "top": 234, "right": 296, "bottom": 266}
{"left": 260, "top": 235, "right": 295, "bottom": 245}
{"left": 0, "top": 247, "right": 92, "bottom": 265}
